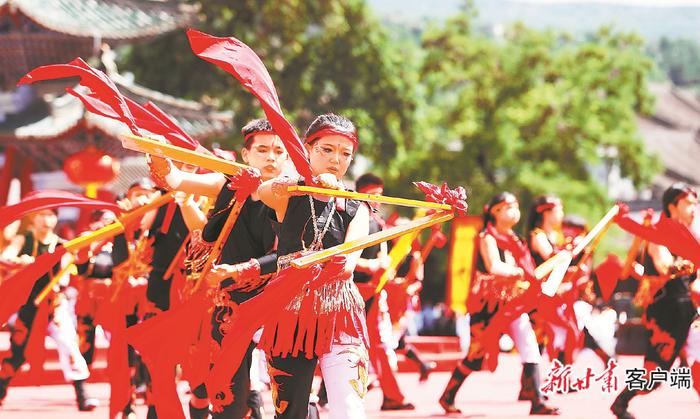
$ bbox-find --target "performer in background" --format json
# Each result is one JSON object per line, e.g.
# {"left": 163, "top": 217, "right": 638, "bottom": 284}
{"left": 152, "top": 118, "right": 288, "bottom": 419}
{"left": 0, "top": 208, "right": 99, "bottom": 411}
{"left": 349, "top": 173, "right": 415, "bottom": 411}
{"left": 611, "top": 183, "right": 699, "bottom": 419}
{"left": 439, "top": 192, "right": 559, "bottom": 415}
{"left": 258, "top": 113, "right": 371, "bottom": 419}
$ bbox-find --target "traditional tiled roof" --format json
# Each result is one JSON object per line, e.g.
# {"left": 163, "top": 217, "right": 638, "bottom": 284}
{"left": 1, "top": 0, "right": 197, "bottom": 40}
{"left": 0, "top": 77, "right": 233, "bottom": 172}
{"left": 638, "top": 83, "right": 700, "bottom": 196}
{"left": 0, "top": 0, "right": 197, "bottom": 88}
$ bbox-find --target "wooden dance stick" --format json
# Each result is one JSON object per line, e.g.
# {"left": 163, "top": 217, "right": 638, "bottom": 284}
{"left": 120, "top": 133, "right": 250, "bottom": 175}
{"left": 540, "top": 205, "right": 620, "bottom": 296}
{"left": 62, "top": 192, "right": 175, "bottom": 253}
{"left": 288, "top": 185, "right": 452, "bottom": 211}
{"left": 191, "top": 199, "right": 246, "bottom": 293}
{"left": 291, "top": 211, "right": 454, "bottom": 268}
{"left": 33, "top": 258, "right": 75, "bottom": 306}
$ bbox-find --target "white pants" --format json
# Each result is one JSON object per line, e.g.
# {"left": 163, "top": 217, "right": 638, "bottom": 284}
{"left": 48, "top": 298, "right": 90, "bottom": 382}
{"left": 685, "top": 318, "right": 700, "bottom": 362}
{"left": 508, "top": 313, "right": 542, "bottom": 364}
{"left": 319, "top": 338, "right": 368, "bottom": 419}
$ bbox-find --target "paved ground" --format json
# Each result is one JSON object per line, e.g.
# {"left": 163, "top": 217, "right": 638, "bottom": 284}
{"left": 1, "top": 351, "right": 698, "bottom": 418}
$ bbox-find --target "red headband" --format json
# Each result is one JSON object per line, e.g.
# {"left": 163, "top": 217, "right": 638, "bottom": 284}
{"left": 305, "top": 128, "right": 358, "bottom": 150}
{"left": 488, "top": 196, "right": 518, "bottom": 214}
{"left": 535, "top": 201, "right": 561, "bottom": 213}
{"left": 243, "top": 130, "right": 276, "bottom": 146}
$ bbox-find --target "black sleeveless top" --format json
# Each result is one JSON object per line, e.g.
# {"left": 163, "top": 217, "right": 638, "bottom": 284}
{"left": 529, "top": 228, "right": 561, "bottom": 266}
{"left": 475, "top": 231, "right": 510, "bottom": 275}
{"left": 20, "top": 231, "right": 64, "bottom": 303}
{"left": 202, "top": 183, "right": 277, "bottom": 303}
{"left": 353, "top": 216, "right": 382, "bottom": 283}
{"left": 642, "top": 245, "right": 693, "bottom": 299}
{"left": 150, "top": 202, "right": 189, "bottom": 273}
{"left": 203, "top": 183, "right": 277, "bottom": 270}
{"left": 275, "top": 193, "right": 362, "bottom": 260}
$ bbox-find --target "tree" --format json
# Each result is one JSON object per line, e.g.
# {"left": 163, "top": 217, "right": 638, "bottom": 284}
{"left": 410, "top": 12, "right": 660, "bottom": 223}
{"left": 118, "top": 0, "right": 423, "bottom": 176}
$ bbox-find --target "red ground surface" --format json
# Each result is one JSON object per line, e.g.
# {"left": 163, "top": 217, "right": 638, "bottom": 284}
{"left": 1, "top": 351, "right": 698, "bottom": 419}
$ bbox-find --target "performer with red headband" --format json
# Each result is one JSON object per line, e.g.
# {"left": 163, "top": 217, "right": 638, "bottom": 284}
{"left": 118, "top": 177, "right": 205, "bottom": 418}
{"left": 527, "top": 196, "right": 613, "bottom": 373}
{"left": 257, "top": 113, "right": 371, "bottom": 419}
{"left": 349, "top": 173, "right": 415, "bottom": 411}
{"left": 611, "top": 183, "right": 700, "bottom": 419}
{"left": 439, "top": 192, "right": 560, "bottom": 415}
{"left": 0, "top": 209, "right": 99, "bottom": 411}
{"left": 151, "top": 118, "right": 288, "bottom": 419}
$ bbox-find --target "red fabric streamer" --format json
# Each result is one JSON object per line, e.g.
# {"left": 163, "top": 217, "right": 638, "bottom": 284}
{"left": 126, "top": 290, "right": 211, "bottom": 419}
{"left": 142, "top": 102, "right": 200, "bottom": 150}
{"left": 0, "top": 190, "right": 121, "bottom": 228}
{"left": 206, "top": 257, "right": 347, "bottom": 411}
{"left": 18, "top": 58, "right": 139, "bottom": 134}
{"left": 595, "top": 253, "right": 623, "bottom": 303}
{"left": 186, "top": 29, "right": 313, "bottom": 181}
{"left": 615, "top": 204, "right": 700, "bottom": 267}
{"left": 0, "top": 248, "right": 67, "bottom": 326}
{"left": 413, "top": 181, "right": 468, "bottom": 216}
{"left": 25, "top": 299, "right": 50, "bottom": 381}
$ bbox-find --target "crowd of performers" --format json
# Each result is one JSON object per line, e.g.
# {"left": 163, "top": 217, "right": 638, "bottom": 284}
{"left": 0, "top": 29, "right": 698, "bottom": 419}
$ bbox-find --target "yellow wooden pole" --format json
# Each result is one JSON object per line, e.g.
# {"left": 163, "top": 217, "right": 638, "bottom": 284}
{"left": 34, "top": 258, "right": 76, "bottom": 306}
{"left": 120, "top": 134, "right": 250, "bottom": 175}
{"left": 191, "top": 199, "right": 246, "bottom": 293}
{"left": 290, "top": 211, "right": 454, "bottom": 268}
{"left": 288, "top": 185, "right": 452, "bottom": 211}
{"left": 63, "top": 192, "right": 174, "bottom": 253}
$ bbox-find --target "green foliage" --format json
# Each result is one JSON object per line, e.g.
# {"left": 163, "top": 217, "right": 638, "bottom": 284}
{"left": 119, "top": 1, "right": 662, "bottom": 295}
{"left": 119, "top": 0, "right": 421, "bottom": 176}
{"left": 651, "top": 37, "right": 700, "bottom": 89}
{"left": 412, "top": 14, "right": 660, "bottom": 226}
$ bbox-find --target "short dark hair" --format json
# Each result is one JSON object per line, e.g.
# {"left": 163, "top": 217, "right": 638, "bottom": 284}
{"left": 527, "top": 194, "right": 561, "bottom": 234}
{"left": 304, "top": 113, "right": 357, "bottom": 145}
{"left": 355, "top": 173, "right": 383, "bottom": 192}
{"left": 662, "top": 183, "right": 697, "bottom": 217}
{"left": 241, "top": 119, "right": 274, "bottom": 149}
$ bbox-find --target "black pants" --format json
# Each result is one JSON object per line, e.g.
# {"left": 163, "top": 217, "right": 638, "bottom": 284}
{"left": 192, "top": 341, "right": 256, "bottom": 418}
{"left": 0, "top": 303, "right": 38, "bottom": 382}
{"left": 644, "top": 282, "right": 697, "bottom": 371}
{"left": 268, "top": 354, "right": 318, "bottom": 419}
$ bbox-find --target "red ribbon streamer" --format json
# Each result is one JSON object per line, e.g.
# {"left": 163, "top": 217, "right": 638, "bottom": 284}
{"left": 187, "top": 29, "right": 313, "bottom": 181}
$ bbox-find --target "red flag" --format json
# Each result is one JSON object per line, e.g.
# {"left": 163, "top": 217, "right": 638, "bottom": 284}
{"left": 206, "top": 258, "right": 345, "bottom": 411}
{"left": 0, "top": 190, "right": 120, "bottom": 228}
{"left": 25, "top": 300, "right": 50, "bottom": 380}
{"left": 143, "top": 102, "right": 201, "bottom": 151}
{"left": 18, "top": 58, "right": 140, "bottom": 135}
{"left": 595, "top": 253, "right": 623, "bottom": 303}
{"left": 0, "top": 248, "right": 67, "bottom": 326}
{"left": 187, "top": 29, "right": 313, "bottom": 181}
{"left": 95, "top": 292, "right": 131, "bottom": 419}
{"left": 126, "top": 290, "right": 211, "bottom": 419}
{"left": 615, "top": 206, "right": 700, "bottom": 267}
